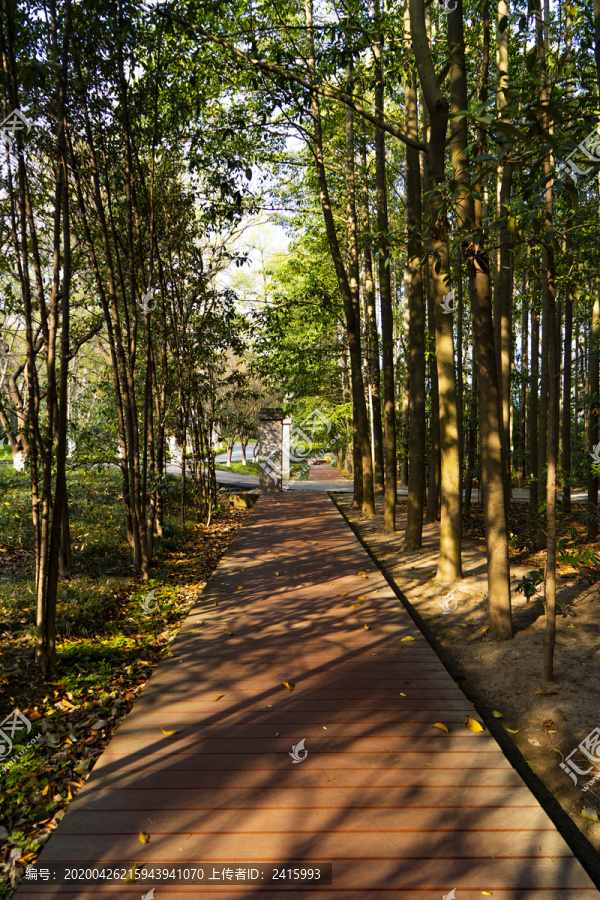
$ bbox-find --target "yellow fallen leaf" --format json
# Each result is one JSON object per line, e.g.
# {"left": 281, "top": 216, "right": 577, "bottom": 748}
{"left": 364, "top": 624, "right": 371, "bottom": 630}
{"left": 492, "top": 710, "right": 503, "bottom": 718}
{"left": 322, "top": 726, "right": 328, "bottom": 730}
{"left": 124, "top": 865, "right": 139, "bottom": 883}
{"left": 67, "top": 786, "right": 73, "bottom": 801}
{"left": 237, "top": 586, "right": 244, "bottom": 590}
{"left": 400, "top": 692, "right": 407, "bottom": 696}
{"left": 138, "top": 832, "right": 150, "bottom": 844}
{"left": 282, "top": 682, "right": 295, "bottom": 692}
{"left": 357, "top": 595, "right": 366, "bottom": 600}
{"left": 465, "top": 717, "right": 486, "bottom": 733}
{"left": 506, "top": 727, "right": 520, "bottom": 733}
{"left": 339, "top": 592, "right": 347, "bottom": 597}
{"left": 213, "top": 694, "right": 224, "bottom": 701}
{"left": 266, "top": 704, "right": 273, "bottom": 708}
{"left": 482, "top": 893, "right": 493, "bottom": 896}
{"left": 548, "top": 730, "right": 557, "bottom": 733}
{"left": 401, "top": 636, "right": 415, "bottom": 642}
{"left": 358, "top": 571, "right": 367, "bottom": 577}
{"left": 41, "top": 784, "right": 49, "bottom": 795}
{"left": 433, "top": 723, "right": 449, "bottom": 733}
{"left": 162, "top": 729, "right": 178, "bottom": 735}
{"left": 274, "top": 732, "right": 279, "bottom": 737}
{"left": 350, "top": 604, "right": 358, "bottom": 608}
{"left": 534, "top": 690, "right": 558, "bottom": 695}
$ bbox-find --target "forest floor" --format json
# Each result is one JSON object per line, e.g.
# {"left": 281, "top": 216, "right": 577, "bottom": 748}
{"left": 333, "top": 491, "right": 600, "bottom": 859}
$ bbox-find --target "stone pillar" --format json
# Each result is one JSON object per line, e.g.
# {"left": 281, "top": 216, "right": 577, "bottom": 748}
{"left": 282, "top": 417, "right": 292, "bottom": 483}
{"left": 258, "top": 408, "right": 284, "bottom": 492}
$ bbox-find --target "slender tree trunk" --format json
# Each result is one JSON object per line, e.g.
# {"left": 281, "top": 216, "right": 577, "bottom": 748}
{"left": 374, "top": 0, "right": 396, "bottom": 532}
{"left": 529, "top": 287, "right": 540, "bottom": 508}
{"left": 411, "top": 0, "right": 462, "bottom": 581}
{"left": 537, "top": 0, "right": 558, "bottom": 680}
{"left": 519, "top": 288, "right": 529, "bottom": 487}
{"left": 403, "top": 2, "right": 426, "bottom": 550}
{"left": 446, "top": 0, "right": 511, "bottom": 633}
{"left": 360, "top": 132, "right": 385, "bottom": 494}
{"left": 304, "top": 0, "right": 374, "bottom": 516}
{"left": 537, "top": 260, "right": 550, "bottom": 549}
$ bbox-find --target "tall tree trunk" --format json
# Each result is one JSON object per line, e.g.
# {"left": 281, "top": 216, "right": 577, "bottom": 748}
{"left": 446, "top": 0, "right": 512, "bottom": 634}
{"left": 537, "top": 0, "right": 558, "bottom": 680}
{"left": 519, "top": 287, "right": 529, "bottom": 487}
{"left": 529, "top": 285, "right": 540, "bottom": 509}
{"left": 410, "top": 0, "right": 462, "bottom": 582}
{"left": 374, "top": 0, "right": 396, "bottom": 532}
{"left": 403, "top": 2, "right": 426, "bottom": 550}
{"left": 360, "top": 132, "right": 385, "bottom": 494}
{"left": 304, "top": 0, "right": 374, "bottom": 516}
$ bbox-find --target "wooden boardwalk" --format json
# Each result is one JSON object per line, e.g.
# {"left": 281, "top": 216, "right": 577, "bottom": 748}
{"left": 307, "top": 463, "right": 348, "bottom": 483}
{"left": 15, "top": 492, "right": 598, "bottom": 898}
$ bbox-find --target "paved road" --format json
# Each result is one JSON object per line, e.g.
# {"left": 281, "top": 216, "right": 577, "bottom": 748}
{"left": 214, "top": 443, "right": 257, "bottom": 465}
{"left": 17, "top": 492, "right": 598, "bottom": 898}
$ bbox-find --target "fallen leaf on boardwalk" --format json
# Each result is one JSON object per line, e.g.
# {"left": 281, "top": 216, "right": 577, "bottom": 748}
{"left": 581, "top": 807, "right": 599, "bottom": 821}
{"left": 492, "top": 710, "right": 503, "bottom": 718}
{"left": 236, "top": 586, "right": 244, "bottom": 590}
{"left": 534, "top": 690, "right": 558, "bottom": 695}
{"left": 401, "top": 636, "right": 415, "bottom": 642}
{"left": 275, "top": 732, "right": 279, "bottom": 737}
{"left": 266, "top": 704, "right": 273, "bottom": 708}
{"left": 465, "top": 717, "right": 486, "bottom": 733}
{"left": 325, "top": 777, "right": 335, "bottom": 783}
{"left": 357, "top": 595, "right": 366, "bottom": 601}
{"left": 124, "top": 865, "right": 139, "bottom": 883}
{"left": 162, "top": 729, "right": 178, "bottom": 735}
{"left": 339, "top": 592, "right": 347, "bottom": 597}
{"left": 505, "top": 727, "right": 520, "bottom": 733}
{"left": 400, "top": 692, "right": 407, "bottom": 696}
{"left": 213, "top": 694, "right": 224, "bottom": 701}
{"left": 358, "top": 571, "right": 368, "bottom": 577}
{"left": 350, "top": 604, "right": 359, "bottom": 609}
{"left": 224, "top": 630, "right": 234, "bottom": 635}
{"left": 138, "top": 832, "right": 150, "bottom": 844}
{"left": 482, "top": 893, "right": 493, "bottom": 896}
{"left": 323, "top": 726, "right": 328, "bottom": 730}
{"left": 274, "top": 572, "right": 280, "bottom": 576}
{"left": 548, "top": 730, "right": 557, "bottom": 733}
{"left": 433, "top": 723, "right": 449, "bottom": 733}
{"left": 282, "top": 682, "right": 295, "bottom": 692}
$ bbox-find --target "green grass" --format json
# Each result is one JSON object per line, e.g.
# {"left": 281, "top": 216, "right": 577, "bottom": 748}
{"left": 214, "top": 460, "right": 260, "bottom": 476}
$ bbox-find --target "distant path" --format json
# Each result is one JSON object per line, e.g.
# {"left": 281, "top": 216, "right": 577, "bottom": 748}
{"left": 16, "top": 492, "right": 597, "bottom": 898}
{"left": 307, "top": 462, "right": 349, "bottom": 483}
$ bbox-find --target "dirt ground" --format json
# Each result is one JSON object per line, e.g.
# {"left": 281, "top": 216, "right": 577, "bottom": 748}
{"left": 333, "top": 492, "right": 600, "bottom": 861}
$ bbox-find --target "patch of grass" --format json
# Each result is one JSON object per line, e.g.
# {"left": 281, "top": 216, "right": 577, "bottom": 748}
{"left": 215, "top": 460, "right": 260, "bottom": 476}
